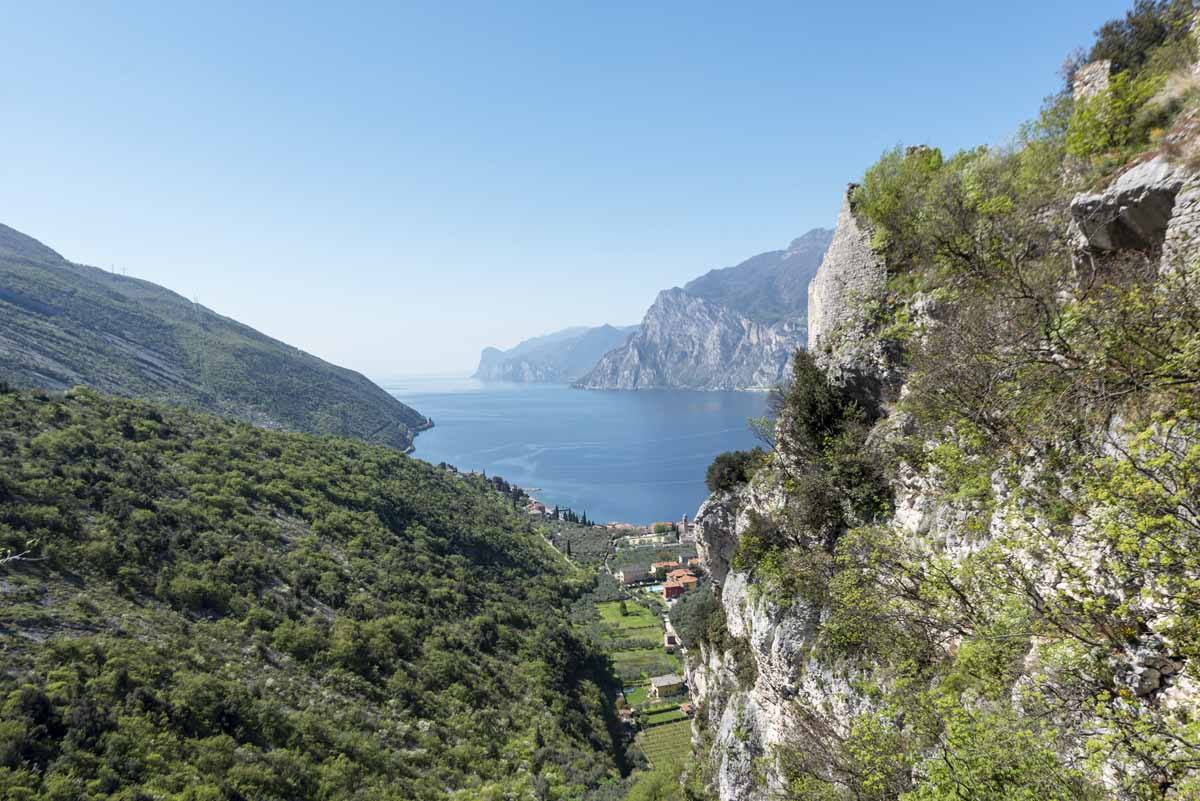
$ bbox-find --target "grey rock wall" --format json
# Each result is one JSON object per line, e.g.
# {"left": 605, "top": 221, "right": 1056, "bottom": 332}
{"left": 576, "top": 289, "right": 804, "bottom": 390}
{"left": 1072, "top": 59, "right": 1111, "bottom": 101}
{"left": 806, "top": 187, "right": 899, "bottom": 411}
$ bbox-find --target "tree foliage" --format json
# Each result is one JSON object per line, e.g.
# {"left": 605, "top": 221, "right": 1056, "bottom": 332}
{"left": 0, "top": 389, "right": 621, "bottom": 800}
{"left": 704, "top": 448, "right": 766, "bottom": 493}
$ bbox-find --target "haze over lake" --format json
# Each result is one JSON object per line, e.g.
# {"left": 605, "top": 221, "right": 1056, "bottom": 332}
{"left": 385, "top": 376, "right": 768, "bottom": 524}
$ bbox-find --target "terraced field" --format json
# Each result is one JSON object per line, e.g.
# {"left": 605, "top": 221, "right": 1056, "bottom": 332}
{"left": 624, "top": 684, "right": 650, "bottom": 706}
{"left": 645, "top": 706, "right": 689, "bottom": 726}
{"left": 610, "top": 543, "right": 698, "bottom": 572}
{"left": 638, "top": 719, "right": 693, "bottom": 766}
{"left": 580, "top": 585, "right": 695, "bottom": 791}
{"left": 597, "top": 600, "right": 659, "bottom": 627}
{"left": 609, "top": 625, "right": 663, "bottom": 647}
{"left": 612, "top": 647, "right": 681, "bottom": 681}
{"left": 594, "top": 599, "right": 681, "bottom": 680}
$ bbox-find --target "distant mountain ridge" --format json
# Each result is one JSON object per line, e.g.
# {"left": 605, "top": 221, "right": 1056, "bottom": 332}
{"left": 683, "top": 227, "right": 834, "bottom": 324}
{"left": 474, "top": 323, "right": 638, "bottom": 383}
{"left": 577, "top": 227, "right": 833, "bottom": 390}
{"left": 0, "top": 222, "right": 430, "bottom": 449}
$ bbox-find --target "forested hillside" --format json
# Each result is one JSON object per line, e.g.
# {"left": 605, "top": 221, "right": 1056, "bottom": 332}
{"left": 0, "top": 387, "right": 620, "bottom": 800}
{"left": 0, "top": 224, "right": 429, "bottom": 450}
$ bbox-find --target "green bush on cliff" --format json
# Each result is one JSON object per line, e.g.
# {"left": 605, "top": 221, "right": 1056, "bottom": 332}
{"left": 1070, "top": 1, "right": 1198, "bottom": 166}
{"left": 704, "top": 448, "right": 767, "bottom": 493}
{"left": 1066, "top": 70, "right": 1168, "bottom": 162}
{"left": 732, "top": 350, "right": 890, "bottom": 600}
{"left": 1088, "top": 0, "right": 1198, "bottom": 74}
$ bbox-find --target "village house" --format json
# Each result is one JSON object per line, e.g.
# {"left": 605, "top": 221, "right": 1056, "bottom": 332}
{"left": 619, "top": 531, "right": 673, "bottom": 548}
{"left": 676, "top": 574, "right": 698, "bottom": 592}
{"left": 650, "top": 560, "right": 681, "bottom": 579}
{"left": 662, "top": 580, "right": 685, "bottom": 600}
{"left": 665, "top": 568, "right": 694, "bottom": 582}
{"left": 616, "top": 566, "right": 649, "bottom": 585}
{"left": 649, "top": 673, "right": 685, "bottom": 699}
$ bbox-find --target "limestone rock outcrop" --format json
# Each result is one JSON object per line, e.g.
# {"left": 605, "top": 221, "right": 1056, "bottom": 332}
{"left": 1072, "top": 59, "right": 1112, "bottom": 101}
{"left": 1071, "top": 156, "right": 1187, "bottom": 253}
{"left": 806, "top": 187, "right": 901, "bottom": 412}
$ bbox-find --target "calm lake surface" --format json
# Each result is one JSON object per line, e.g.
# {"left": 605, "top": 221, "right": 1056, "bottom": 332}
{"left": 383, "top": 376, "right": 768, "bottom": 524}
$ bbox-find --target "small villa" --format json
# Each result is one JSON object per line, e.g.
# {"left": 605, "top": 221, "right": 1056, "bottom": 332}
{"left": 648, "top": 671, "right": 686, "bottom": 695}
{"left": 649, "top": 674, "right": 685, "bottom": 699}
{"left": 616, "top": 566, "right": 649, "bottom": 585}
{"left": 651, "top": 560, "right": 681, "bottom": 577}
{"left": 663, "top": 580, "right": 685, "bottom": 600}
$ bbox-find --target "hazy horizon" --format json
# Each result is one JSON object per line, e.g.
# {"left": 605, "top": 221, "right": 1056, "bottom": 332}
{"left": 2, "top": 0, "right": 1131, "bottom": 376}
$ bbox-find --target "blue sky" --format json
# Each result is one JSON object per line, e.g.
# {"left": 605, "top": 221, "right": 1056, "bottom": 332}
{"left": 1, "top": 0, "right": 1131, "bottom": 376}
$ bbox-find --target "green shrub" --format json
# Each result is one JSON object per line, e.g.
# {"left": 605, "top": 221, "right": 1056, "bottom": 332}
{"left": 770, "top": 349, "right": 850, "bottom": 457}
{"left": 1088, "top": 0, "right": 1198, "bottom": 75}
{"left": 668, "top": 582, "right": 726, "bottom": 650}
{"left": 1066, "top": 70, "right": 1166, "bottom": 162}
{"left": 705, "top": 448, "right": 766, "bottom": 493}
{"left": 851, "top": 146, "right": 946, "bottom": 269}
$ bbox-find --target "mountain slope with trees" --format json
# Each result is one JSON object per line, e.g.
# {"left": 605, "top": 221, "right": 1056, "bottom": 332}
{"left": 0, "top": 223, "right": 430, "bottom": 450}
{"left": 0, "top": 386, "right": 622, "bottom": 800}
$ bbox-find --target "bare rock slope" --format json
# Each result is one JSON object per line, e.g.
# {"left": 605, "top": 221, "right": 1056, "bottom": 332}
{"left": 578, "top": 229, "right": 833, "bottom": 390}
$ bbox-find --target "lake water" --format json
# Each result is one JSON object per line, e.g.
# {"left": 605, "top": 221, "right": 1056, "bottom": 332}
{"left": 383, "top": 376, "right": 768, "bottom": 524}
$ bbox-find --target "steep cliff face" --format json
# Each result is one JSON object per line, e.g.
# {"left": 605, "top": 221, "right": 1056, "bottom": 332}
{"left": 690, "top": 478, "right": 846, "bottom": 801}
{"left": 688, "top": 194, "right": 895, "bottom": 800}
{"left": 579, "top": 230, "right": 833, "bottom": 391}
{"left": 576, "top": 289, "right": 804, "bottom": 390}
{"left": 806, "top": 188, "right": 901, "bottom": 412}
{"left": 686, "top": 150, "right": 1200, "bottom": 800}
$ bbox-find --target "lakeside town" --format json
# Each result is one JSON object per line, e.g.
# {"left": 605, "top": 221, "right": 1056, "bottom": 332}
{"left": 525, "top": 494, "right": 707, "bottom": 770}
{"left": 440, "top": 465, "right": 707, "bottom": 767}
